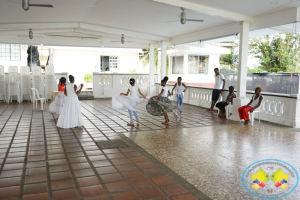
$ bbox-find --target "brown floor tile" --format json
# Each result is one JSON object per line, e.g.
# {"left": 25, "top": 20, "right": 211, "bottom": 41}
{"left": 84, "top": 196, "right": 110, "bottom": 200}
{"left": 22, "top": 192, "right": 48, "bottom": 200}
{"left": 102, "top": 149, "right": 119, "bottom": 154}
{"left": 0, "top": 169, "right": 23, "bottom": 178}
{"left": 79, "top": 185, "right": 105, "bottom": 197}
{"left": 49, "top": 164, "right": 70, "bottom": 173}
{"left": 76, "top": 176, "right": 100, "bottom": 187}
{"left": 88, "top": 155, "right": 107, "bottom": 161}
{"left": 26, "top": 161, "right": 46, "bottom": 168}
{"left": 129, "top": 178, "right": 153, "bottom": 189}
{"left": 48, "top": 159, "right": 68, "bottom": 166}
{"left": 130, "top": 156, "right": 149, "bottom": 163}
{"left": 115, "top": 164, "right": 137, "bottom": 172}
{"left": 122, "top": 171, "right": 144, "bottom": 180}
{"left": 23, "top": 182, "right": 48, "bottom": 195}
{"left": 50, "top": 171, "right": 72, "bottom": 181}
{"left": 96, "top": 166, "right": 117, "bottom": 175}
{"left": 136, "top": 188, "right": 164, "bottom": 199}
{"left": 51, "top": 179, "right": 75, "bottom": 190}
{"left": 105, "top": 181, "right": 131, "bottom": 192}
{"left": 25, "top": 167, "right": 46, "bottom": 175}
{"left": 123, "top": 151, "right": 142, "bottom": 157}
{"left": 100, "top": 173, "right": 123, "bottom": 183}
{"left": 143, "top": 168, "right": 165, "bottom": 177}
{"left": 151, "top": 175, "right": 175, "bottom": 185}
{"left": 24, "top": 174, "right": 47, "bottom": 184}
{"left": 71, "top": 163, "right": 91, "bottom": 170}
{"left": 69, "top": 157, "right": 88, "bottom": 164}
{"left": 172, "top": 194, "right": 198, "bottom": 200}
{"left": 92, "top": 160, "right": 111, "bottom": 168}
{"left": 136, "top": 162, "right": 157, "bottom": 169}
{"left": 106, "top": 153, "right": 125, "bottom": 159}
{"left": 0, "top": 186, "right": 20, "bottom": 197}
{"left": 111, "top": 158, "right": 131, "bottom": 165}
{"left": 73, "top": 168, "right": 95, "bottom": 178}
{"left": 48, "top": 154, "right": 65, "bottom": 160}
{"left": 0, "top": 176, "right": 21, "bottom": 187}
{"left": 52, "top": 188, "right": 78, "bottom": 200}
{"left": 111, "top": 192, "right": 139, "bottom": 200}
{"left": 161, "top": 184, "right": 188, "bottom": 196}
{"left": 3, "top": 163, "right": 24, "bottom": 170}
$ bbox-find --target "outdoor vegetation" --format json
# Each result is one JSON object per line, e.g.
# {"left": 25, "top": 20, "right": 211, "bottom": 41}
{"left": 83, "top": 73, "right": 93, "bottom": 83}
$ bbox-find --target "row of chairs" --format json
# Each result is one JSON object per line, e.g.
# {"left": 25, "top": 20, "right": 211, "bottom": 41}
{"left": 0, "top": 65, "right": 56, "bottom": 103}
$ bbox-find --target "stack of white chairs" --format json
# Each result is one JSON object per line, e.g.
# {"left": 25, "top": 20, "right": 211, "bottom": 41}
{"left": 20, "top": 66, "right": 32, "bottom": 102}
{"left": 32, "top": 66, "right": 44, "bottom": 98}
{"left": 7, "top": 72, "right": 20, "bottom": 103}
{"left": 8, "top": 65, "right": 18, "bottom": 73}
{"left": 0, "top": 66, "right": 6, "bottom": 102}
{"left": 45, "top": 66, "right": 55, "bottom": 99}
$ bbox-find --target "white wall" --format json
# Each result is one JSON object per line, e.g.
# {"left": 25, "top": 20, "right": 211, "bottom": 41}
{"left": 0, "top": 45, "right": 28, "bottom": 72}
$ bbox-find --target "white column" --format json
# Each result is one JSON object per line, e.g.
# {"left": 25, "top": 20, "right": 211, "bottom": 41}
{"left": 237, "top": 22, "right": 249, "bottom": 98}
{"left": 161, "top": 41, "right": 167, "bottom": 79}
{"left": 230, "top": 22, "right": 250, "bottom": 121}
{"left": 149, "top": 44, "right": 155, "bottom": 87}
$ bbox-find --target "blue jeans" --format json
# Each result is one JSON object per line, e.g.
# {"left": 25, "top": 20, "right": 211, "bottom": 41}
{"left": 128, "top": 109, "right": 139, "bottom": 122}
{"left": 177, "top": 93, "right": 184, "bottom": 111}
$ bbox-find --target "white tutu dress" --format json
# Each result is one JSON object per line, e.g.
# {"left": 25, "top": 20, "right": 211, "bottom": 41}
{"left": 49, "top": 91, "right": 66, "bottom": 115}
{"left": 57, "top": 83, "right": 83, "bottom": 128}
{"left": 112, "top": 85, "right": 147, "bottom": 111}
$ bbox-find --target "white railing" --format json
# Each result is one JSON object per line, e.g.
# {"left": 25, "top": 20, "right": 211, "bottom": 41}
{"left": 93, "top": 73, "right": 159, "bottom": 98}
{"left": 156, "top": 83, "right": 300, "bottom": 128}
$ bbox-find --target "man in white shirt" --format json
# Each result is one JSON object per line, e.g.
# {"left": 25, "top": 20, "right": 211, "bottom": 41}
{"left": 208, "top": 68, "right": 225, "bottom": 111}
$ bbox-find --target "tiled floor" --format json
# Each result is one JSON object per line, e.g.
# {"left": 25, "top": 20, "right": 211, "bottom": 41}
{"left": 0, "top": 100, "right": 233, "bottom": 200}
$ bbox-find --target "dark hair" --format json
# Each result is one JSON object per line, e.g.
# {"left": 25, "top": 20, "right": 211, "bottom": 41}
{"left": 69, "top": 75, "right": 74, "bottom": 82}
{"left": 177, "top": 77, "right": 182, "bottom": 80}
{"left": 129, "top": 78, "right": 135, "bottom": 85}
{"left": 229, "top": 86, "right": 234, "bottom": 90}
{"left": 255, "top": 87, "right": 262, "bottom": 91}
{"left": 214, "top": 68, "right": 219, "bottom": 71}
{"left": 59, "top": 77, "right": 66, "bottom": 86}
{"left": 161, "top": 76, "right": 169, "bottom": 83}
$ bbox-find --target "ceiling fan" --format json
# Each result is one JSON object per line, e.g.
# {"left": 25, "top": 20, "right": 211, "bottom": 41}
{"left": 22, "top": 0, "right": 53, "bottom": 11}
{"left": 111, "top": 34, "right": 133, "bottom": 44}
{"left": 167, "top": 7, "right": 204, "bottom": 24}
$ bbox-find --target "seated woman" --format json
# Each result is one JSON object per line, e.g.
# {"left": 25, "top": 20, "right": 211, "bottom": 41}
{"left": 238, "top": 87, "right": 263, "bottom": 124}
{"left": 216, "top": 86, "right": 236, "bottom": 118}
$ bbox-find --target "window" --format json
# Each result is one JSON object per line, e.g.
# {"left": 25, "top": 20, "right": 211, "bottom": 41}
{"left": 0, "top": 44, "right": 21, "bottom": 61}
{"left": 109, "top": 56, "right": 118, "bottom": 68}
{"left": 171, "top": 56, "right": 184, "bottom": 74}
{"left": 188, "top": 55, "right": 208, "bottom": 74}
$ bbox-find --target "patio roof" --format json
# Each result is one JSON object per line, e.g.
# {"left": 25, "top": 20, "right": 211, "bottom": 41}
{"left": 0, "top": 0, "right": 300, "bottom": 48}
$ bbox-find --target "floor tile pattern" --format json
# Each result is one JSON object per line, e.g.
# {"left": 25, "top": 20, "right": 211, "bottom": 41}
{"left": 0, "top": 100, "right": 231, "bottom": 200}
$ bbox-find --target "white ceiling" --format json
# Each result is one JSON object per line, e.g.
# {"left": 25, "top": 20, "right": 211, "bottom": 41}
{"left": 0, "top": 0, "right": 299, "bottom": 48}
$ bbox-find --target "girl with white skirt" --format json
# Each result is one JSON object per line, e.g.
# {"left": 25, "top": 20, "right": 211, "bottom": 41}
{"left": 57, "top": 75, "right": 84, "bottom": 129}
{"left": 49, "top": 77, "right": 66, "bottom": 115}
{"left": 112, "top": 78, "right": 147, "bottom": 126}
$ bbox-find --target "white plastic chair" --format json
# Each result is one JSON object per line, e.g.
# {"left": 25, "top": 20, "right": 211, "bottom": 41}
{"left": 32, "top": 66, "right": 41, "bottom": 76}
{"left": 250, "top": 104, "right": 262, "bottom": 126}
{"left": 20, "top": 75, "right": 32, "bottom": 102}
{"left": 0, "top": 65, "right": 4, "bottom": 75}
{"left": 8, "top": 66, "right": 18, "bottom": 73}
{"left": 45, "top": 75, "right": 56, "bottom": 99}
{"left": 217, "top": 104, "right": 233, "bottom": 118}
{"left": 0, "top": 75, "right": 7, "bottom": 102}
{"left": 45, "top": 66, "right": 54, "bottom": 75}
{"left": 7, "top": 72, "right": 20, "bottom": 104}
{"left": 31, "top": 88, "right": 47, "bottom": 110}
{"left": 20, "top": 66, "right": 30, "bottom": 75}
{"left": 32, "top": 75, "right": 44, "bottom": 98}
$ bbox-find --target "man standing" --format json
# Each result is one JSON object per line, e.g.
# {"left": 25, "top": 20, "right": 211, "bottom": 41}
{"left": 208, "top": 68, "right": 225, "bottom": 111}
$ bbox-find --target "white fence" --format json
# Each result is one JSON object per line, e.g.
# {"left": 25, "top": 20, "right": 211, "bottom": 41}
{"left": 156, "top": 83, "right": 300, "bottom": 128}
{"left": 93, "top": 73, "right": 159, "bottom": 98}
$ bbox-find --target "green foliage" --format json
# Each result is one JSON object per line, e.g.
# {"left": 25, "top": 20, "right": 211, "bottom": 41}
{"left": 247, "top": 68, "right": 264, "bottom": 73}
{"left": 220, "top": 46, "right": 238, "bottom": 69}
{"left": 128, "top": 69, "right": 136, "bottom": 73}
{"left": 249, "top": 33, "right": 300, "bottom": 73}
{"left": 83, "top": 73, "right": 92, "bottom": 83}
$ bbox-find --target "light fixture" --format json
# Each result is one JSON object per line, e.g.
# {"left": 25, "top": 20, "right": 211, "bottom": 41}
{"left": 29, "top": 29, "right": 33, "bottom": 39}
{"left": 121, "top": 34, "right": 125, "bottom": 44}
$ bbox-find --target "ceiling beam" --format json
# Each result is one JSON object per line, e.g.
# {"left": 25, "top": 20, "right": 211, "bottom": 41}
{"left": 150, "top": 0, "right": 249, "bottom": 21}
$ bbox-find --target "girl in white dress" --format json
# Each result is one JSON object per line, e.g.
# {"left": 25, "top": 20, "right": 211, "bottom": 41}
{"left": 57, "top": 75, "right": 84, "bottom": 129}
{"left": 112, "top": 78, "right": 147, "bottom": 126}
{"left": 49, "top": 77, "right": 66, "bottom": 115}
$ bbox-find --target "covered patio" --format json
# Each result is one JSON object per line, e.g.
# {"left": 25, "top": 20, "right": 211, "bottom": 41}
{"left": 2, "top": 0, "right": 300, "bottom": 199}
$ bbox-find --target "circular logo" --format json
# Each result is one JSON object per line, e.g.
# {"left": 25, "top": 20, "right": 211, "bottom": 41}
{"left": 242, "top": 159, "right": 299, "bottom": 199}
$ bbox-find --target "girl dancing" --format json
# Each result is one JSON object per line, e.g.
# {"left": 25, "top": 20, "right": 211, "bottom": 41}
{"left": 112, "top": 78, "right": 147, "bottom": 126}
{"left": 49, "top": 77, "right": 66, "bottom": 115}
{"left": 171, "top": 77, "right": 187, "bottom": 113}
{"left": 146, "top": 76, "right": 180, "bottom": 125}
{"left": 57, "top": 75, "right": 84, "bottom": 128}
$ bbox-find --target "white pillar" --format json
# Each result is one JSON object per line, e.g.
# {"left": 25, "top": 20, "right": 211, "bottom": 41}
{"left": 161, "top": 41, "right": 167, "bottom": 79}
{"left": 149, "top": 44, "right": 155, "bottom": 87}
{"left": 230, "top": 22, "right": 250, "bottom": 121}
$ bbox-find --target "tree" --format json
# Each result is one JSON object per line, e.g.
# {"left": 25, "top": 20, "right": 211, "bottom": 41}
{"left": 220, "top": 42, "right": 239, "bottom": 69}
{"left": 83, "top": 73, "right": 92, "bottom": 83}
{"left": 249, "top": 33, "right": 299, "bottom": 73}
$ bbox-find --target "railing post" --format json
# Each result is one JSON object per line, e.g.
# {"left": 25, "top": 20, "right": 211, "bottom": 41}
{"left": 148, "top": 44, "right": 156, "bottom": 98}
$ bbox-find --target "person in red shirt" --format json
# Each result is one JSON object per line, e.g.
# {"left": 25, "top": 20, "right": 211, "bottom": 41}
{"left": 49, "top": 77, "right": 67, "bottom": 115}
